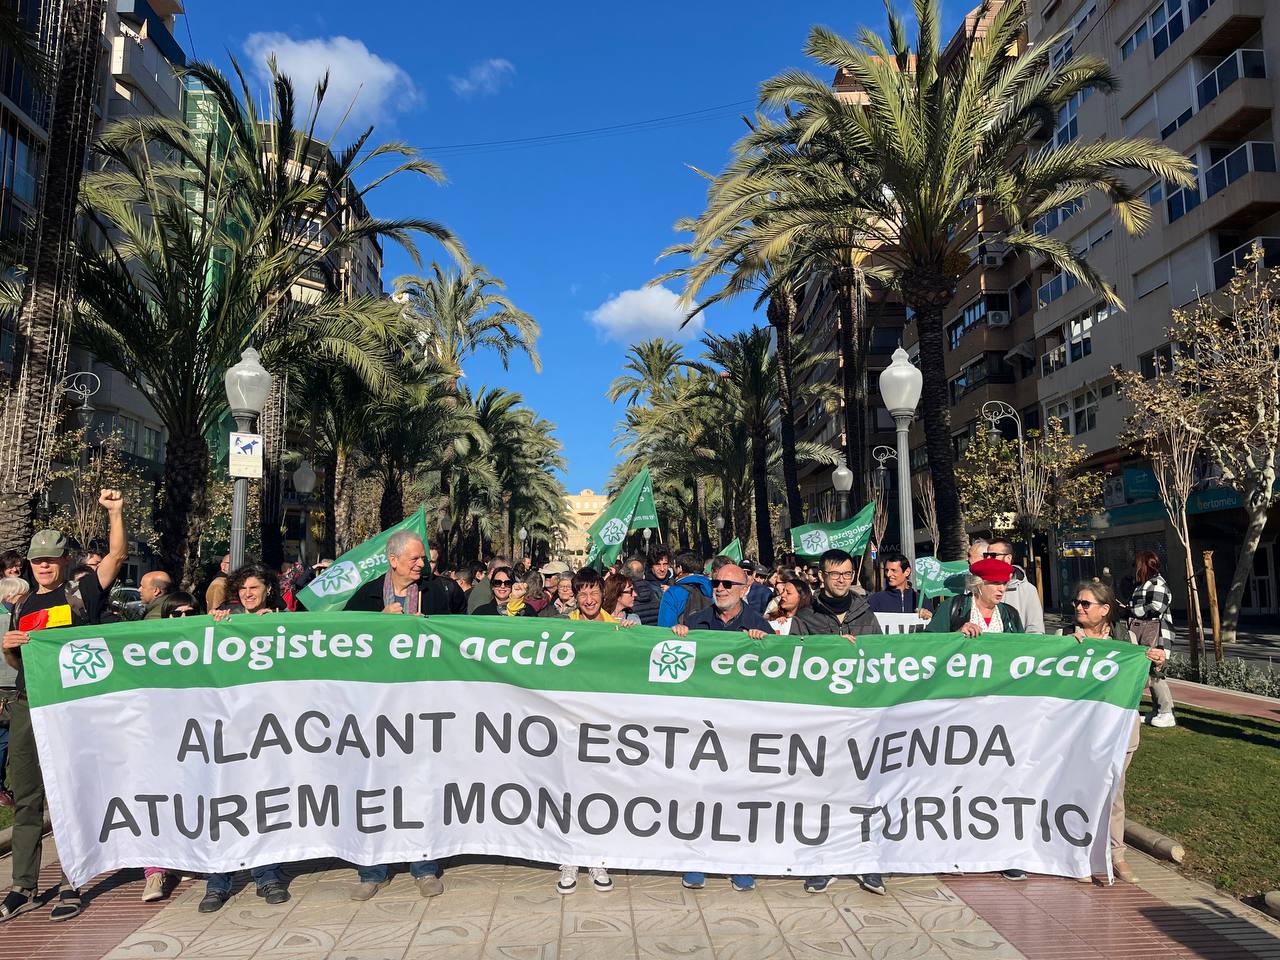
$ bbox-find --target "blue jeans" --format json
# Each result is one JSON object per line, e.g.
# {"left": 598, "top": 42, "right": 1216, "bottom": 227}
{"left": 358, "top": 860, "right": 439, "bottom": 884}
{"left": 205, "top": 864, "right": 281, "bottom": 895}
{"left": 683, "top": 871, "right": 752, "bottom": 887}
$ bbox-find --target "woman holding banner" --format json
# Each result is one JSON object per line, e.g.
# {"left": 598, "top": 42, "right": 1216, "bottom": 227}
{"left": 926, "top": 559, "right": 1024, "bottom": 635}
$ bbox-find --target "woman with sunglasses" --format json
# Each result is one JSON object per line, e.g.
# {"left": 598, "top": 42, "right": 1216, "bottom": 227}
{"left": 472, "top": 567, "right": 533, "bottom": 616}
{"left": 1063, "top": 579, "right": 1165, "bottom": 884}
{"left": 602, "top": 573, "right": 640, "bottom": 624}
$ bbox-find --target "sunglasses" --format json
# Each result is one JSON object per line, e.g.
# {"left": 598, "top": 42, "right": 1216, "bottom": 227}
{"left": 1071, "top": 598, "right": 1105, "bottom": 609}
{"left": 711, "top": 579, "right": 745, "bottom": 589}
{"left": 983, "top": 551, "right": 1012, "bottom": 559}
{"left": 170, "top": 608, "right": 196, "bottom": 617}
{"left": 491, "top": 579, "right": 513, "bottom": 587}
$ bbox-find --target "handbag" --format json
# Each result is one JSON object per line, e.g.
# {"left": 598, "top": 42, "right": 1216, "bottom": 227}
{"left": 1128, "top": 617, "right": 1164, "bottom": 677}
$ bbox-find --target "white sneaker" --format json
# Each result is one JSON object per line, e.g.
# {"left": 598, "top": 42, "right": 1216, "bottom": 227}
{"left": 141, "top": 873, "right": 165, "bottom": 903}
{"left": 588, "top": 867, "right": 613, "bottom": 892}
{"left": 557, "top": 864, "right": 577, "bottom": 894}
{"left": 1149, "top": 712, "right": 1176, "bottom": 728}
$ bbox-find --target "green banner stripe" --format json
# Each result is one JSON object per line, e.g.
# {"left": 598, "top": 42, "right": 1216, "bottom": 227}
{"left": 26, "top": 616, "right": 1149, "bottom": 712}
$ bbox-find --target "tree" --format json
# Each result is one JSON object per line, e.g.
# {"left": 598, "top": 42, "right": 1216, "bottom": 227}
{"left": 1117, "top": 360, "right": 1210, "bottom": 667}
{"left": 1173, "top": 249, "right": 1280, "bottom": 644}
{"left": 912, "top": 471, "right": 941, "bottom": 555}
{"left": 707, "top": 0, "right": 1194, "bottom": 558}
{"left": 957, "top": 418, "right": 1103, "bottom": 560}
{"left": 74, "top": 133, "right": 405, "bottom": 585}
{"left": 43, "top": 427, "right": 157, "bottom": 555}
{"left": 606, "top": 338, "right": 695, "bottom": 407}
{"left": 0, "top": 0, "right": 108, "bottom": 547}
{"left": 126, "top": 58, "right": 464, "bottom": 568}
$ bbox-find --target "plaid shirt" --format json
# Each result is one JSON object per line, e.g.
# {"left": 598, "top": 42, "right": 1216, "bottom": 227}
{"left": 1130, "top": 574, "right": 1175, "bottom": 648}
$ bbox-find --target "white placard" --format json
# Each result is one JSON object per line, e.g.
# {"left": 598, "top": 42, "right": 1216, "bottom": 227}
{"left": 229, "top": 432, "right": 263, "bottom": 479}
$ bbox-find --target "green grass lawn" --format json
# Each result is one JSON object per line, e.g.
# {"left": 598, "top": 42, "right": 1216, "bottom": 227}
{"left": 1128, "top": 699, "right": 1280, "bottom": 899}
{"left": 0, "top": 806, "right": 10, "bottom": 832}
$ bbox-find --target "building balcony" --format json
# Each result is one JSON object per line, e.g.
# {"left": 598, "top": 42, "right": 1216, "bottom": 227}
{"left": 112, "top": 35, "right": 181, "bottom": 116}
{"left": 1166, "top": 142, "right": 1280, "bottom": 241}
{"left": 1166, "top": 50, "right": 1270, "bottom": 152}
{"left": 1137, "top": 0, "right": 1266, "bottom": 110}
{"left": 1197, "top": 48, "right": 1266, "bottom": 111}
{"left": 1213, "top": 235, "right": 1280, "bottom": 289}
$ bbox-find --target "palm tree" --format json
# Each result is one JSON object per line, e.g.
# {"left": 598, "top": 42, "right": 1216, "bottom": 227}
{"left": 0, "top": 0, "right": 108, "bottom": 546}
{"left": 73, "top": 132, "right": 404, "bottom": 585}
{"left": 692, "top": 0, "right": 1195, "bottom": 558}
{"left": 606, "top": 338, "right": 696, "bottom": 406}
{"left": 106, "top": 57, "right": 465, "bottom": 566}
{"left": 396, "top": 263, "right": 540, "bottom": 373}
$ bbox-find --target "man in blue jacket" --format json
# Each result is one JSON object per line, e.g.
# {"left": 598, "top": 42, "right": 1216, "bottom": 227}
{"left": 657, "top": 552, "right": 711, "bottom": 627}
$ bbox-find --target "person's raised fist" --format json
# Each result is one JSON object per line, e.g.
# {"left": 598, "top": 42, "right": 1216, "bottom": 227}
{"left": 98, "top": 489, "right": 124, "bottom": 512}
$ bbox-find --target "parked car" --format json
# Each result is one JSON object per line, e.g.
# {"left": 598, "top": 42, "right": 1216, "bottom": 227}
{"left": 110, "top": 585, "right": 145, "bottom": 620}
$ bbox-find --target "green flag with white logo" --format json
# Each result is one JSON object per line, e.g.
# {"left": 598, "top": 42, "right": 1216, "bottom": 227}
{"left": 913, "top": 556, "right": 971, "bottom": 600}
{"left": 585, "top": 467, "right": 659, "bottom": 569}
{"left": 706, "top": 538, "right": 743, "bottom": 571}
{"left": 790, "top": 502, "right": 875, "bottom": 558}
{"left": 297, "top": 507, "right": 429, "bottom": 612}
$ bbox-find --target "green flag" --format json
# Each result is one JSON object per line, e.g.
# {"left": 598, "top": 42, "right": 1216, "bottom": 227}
{"left": 705, "top": 538, "right": 743, "bottom": 572}
{"left": 297, "top": 507, "right": 429, "bottom": 612}
{"left": 790, "top": 502, "right": 875, "bottom": 558}
{"left": 914, "top": 556, "right": 971, "bottom": 600}
{"left": 585, "top": 468, "right": 659, "bottom": 569}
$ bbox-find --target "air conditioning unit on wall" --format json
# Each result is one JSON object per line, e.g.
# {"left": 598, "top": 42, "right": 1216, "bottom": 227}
{"left": 987, "top": 311, "right": 1011, "bottom": 327}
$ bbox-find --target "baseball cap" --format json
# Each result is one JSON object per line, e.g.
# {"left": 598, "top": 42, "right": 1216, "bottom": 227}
{"left": 539, "top": 560, "right": 571, "bottom": 577}
{"left": 28, "top": 529, "right": 69, "bottom": 561}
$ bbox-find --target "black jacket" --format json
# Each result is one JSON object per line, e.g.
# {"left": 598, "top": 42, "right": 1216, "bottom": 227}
{"left": 472, "top": 599, "right": 535, "bottom": 616}
{"left": 792, "top": 591, "right": 882, "bottom": 637}
{"left": 345, "top": 572, "right": 464, "bottom": 615}
{"left": 632, "top": 571, "right": 667, "bottom": 626}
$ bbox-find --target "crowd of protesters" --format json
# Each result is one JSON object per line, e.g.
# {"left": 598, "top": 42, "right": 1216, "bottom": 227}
{"left": 0, "top": 491, "right": 1180, "bottom": 921}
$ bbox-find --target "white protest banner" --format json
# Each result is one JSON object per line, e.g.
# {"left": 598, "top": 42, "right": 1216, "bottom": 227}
{"left": 24, "top": 617, "right": 1148, "bottom": 888}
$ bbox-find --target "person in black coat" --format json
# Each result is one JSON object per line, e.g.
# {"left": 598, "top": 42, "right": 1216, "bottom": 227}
{"left": 344, "top": 534, "right": 464, "bottom": 616}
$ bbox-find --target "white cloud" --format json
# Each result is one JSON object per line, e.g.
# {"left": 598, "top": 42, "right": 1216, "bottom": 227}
{"left": 449, "top": 58, "right": 516, "bottom": 98}
{"left": 242, "top": 33, "right": 418, "bottom": 131}
{"left": 587, "top": 285, "right": 704, "bottom": 343}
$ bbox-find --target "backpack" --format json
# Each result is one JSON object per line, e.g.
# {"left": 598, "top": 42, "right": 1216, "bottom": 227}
{"left": 676, "top": 582, "right": 711, "bottom": 625}
{"left": 948, "top": 595, "right": 1021, "bottom": 632}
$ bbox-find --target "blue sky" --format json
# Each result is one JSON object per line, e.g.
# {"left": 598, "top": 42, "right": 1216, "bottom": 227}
{"left": 189, "top": 1, "right": 970, "bottom": 493}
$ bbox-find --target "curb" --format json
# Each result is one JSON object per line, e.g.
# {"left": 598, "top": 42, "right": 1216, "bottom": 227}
{"left": 1166, "top": 678, "right": 1280, "bottom": 707}
{"left": 0, "top": 814, "right": 52, "bottom": 857}
{"left": 1124, "top": 819, "right": 1184, "bottom": 863}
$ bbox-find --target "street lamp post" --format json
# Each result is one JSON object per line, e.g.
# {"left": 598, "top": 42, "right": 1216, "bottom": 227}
{"left": 831, "top": 460, "right": 854, "bottom": 520}
{"left": 59, "top": 371, "right": 101, "bottom": 469}
{"left": 714, "top": 514, "right": 725, "bottom": 546}
{"left": 981, "top": 399, "right": 1032, "bottom": 561}
{"left": 878, "top": 348, "right": 923, "bottom": 566}
{"left": 224, "top": 348, "right": 272, "bottom": 570}
{"left": 518, "top": 526, "right": 528, "bottom": 562}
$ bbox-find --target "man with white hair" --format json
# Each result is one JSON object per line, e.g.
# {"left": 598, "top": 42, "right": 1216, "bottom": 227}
{"left": 345, "top": 531, "right": 459, "bottom": 616}
{"left": 342, "top": 528, "right": 451, "bottom": 900}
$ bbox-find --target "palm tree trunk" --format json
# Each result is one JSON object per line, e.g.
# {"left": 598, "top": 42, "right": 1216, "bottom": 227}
{"left": 769, "top": 292, "right": 804, "bottom": 531}
{"left": 835, "top": 273, "right": 868, "bottom": 505}
{"left": 318, "top": 449, "right": 337, "bottom": 558}
{"left": 914, "top": 301, "right": 967, "bottom": 560}
{"left": 379, "top": 465, "right": 404, "bottom": 529}
{"left": 334, "top": 446, "right": 358, "bottom": 554}
{"left": 692, "top": 475, "right": 710, "bottom": 557}
{"left": 0, "top": 0, "right": 107, "bottom": 548}
{"left": 751, "top": 426, "right": 774, "bottom": 563}
{"left": 159, "top": 432, "right": 211, "bottom": 589}
{"left": 257, "top": 376, "right": 287, "bottom": 568}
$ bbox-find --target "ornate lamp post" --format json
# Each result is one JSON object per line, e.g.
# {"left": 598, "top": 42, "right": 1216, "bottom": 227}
{"left": 831, "top": 459, "right": 854, "bottom": 520}
{"left": 878, "top": 347, "right": 923, "bottom": 565}
{"left": 224, "top": 348, "right": 271, "bottom": 569}
{"left": 518, "top": 525, "right": 528, "bottom": 562}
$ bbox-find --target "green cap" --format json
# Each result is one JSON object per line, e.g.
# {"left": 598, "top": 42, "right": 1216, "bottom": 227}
{"left": 27, "top": 529, "right": 69, "bottom": 561}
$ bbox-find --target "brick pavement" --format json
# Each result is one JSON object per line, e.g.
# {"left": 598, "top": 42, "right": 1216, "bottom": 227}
{"left": 2, "top": 845, "right": 1277, "bottom": 960}
{"left": 1165, "top": 680, "right": 1280, "bottom": 723}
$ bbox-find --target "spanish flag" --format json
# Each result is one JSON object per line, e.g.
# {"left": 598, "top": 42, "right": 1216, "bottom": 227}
{"left": 18, "top": 605, "right": 72, "bottom": 632}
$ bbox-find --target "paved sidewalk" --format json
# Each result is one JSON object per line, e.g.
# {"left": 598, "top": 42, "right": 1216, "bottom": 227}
{"left": 2, "top": 841, "right": 1277, "bottom": 959}
{"left": 1165, "top": 679, "right": 1280, "bottom": 723}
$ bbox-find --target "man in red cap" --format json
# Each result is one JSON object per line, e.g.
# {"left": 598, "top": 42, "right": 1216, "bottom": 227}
{"left": 926, "top": 557, "right": 1025, "bottom": 635}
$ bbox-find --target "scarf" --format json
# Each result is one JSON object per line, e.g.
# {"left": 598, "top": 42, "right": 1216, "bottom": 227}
{"left": 968, "top": 598, "right": 1004, "bottom": 633}
{"left": 506, "top": 596, "right": 527, "bottom": 616}
{"left": 382, "top": 573, "right": 421, "bottom": 615}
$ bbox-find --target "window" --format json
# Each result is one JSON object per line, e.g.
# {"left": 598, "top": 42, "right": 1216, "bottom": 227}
{"left": 1135, "top": 259, "right": 1169, "bottom": 299}
{"left": 1033, "top": 199, "right": 1084, "bottom": 237}
{"left": 1050, "top": 91, "right": 1089, "bottom": 151}
{"left": 1139, "top": 342, "right": 1177, "bottom": 378}
{"left": 1160, "top": 106, "right": 1192, "bottom": 140}
{"left": 910, "top": 446, "right": 929, "bottom": 471}
{"left": 120, "top": 417, "right": 139, "bottom": 454}
{"left": 1053, "top": 2, "right": 1097, "bottom": 68}
{"left": 869, "top": 326, "right": 902, "bottom": 354}
{"left": 947, "top": 293, "right": 1010, "bottom": 350}
{"left": 1046, "top": 400, "right": 1070, "bottom": 426}
{"left": 1037, "top": 271, "right": 1078, "bottom": 308}
{"left": 1121, "top": 21, "right": 1149, "bottom": 60}
{"left": 1012, "top": 279, "right": 1033, "bottom": 317}
{"left": 143, "top": 427, "right": 163, "bottom": 461}
{"left": 1073, "top": 389, "right": 1099, "bottom": 434}
{"left": 948, "top": 352, "right": 1015, "bottom": 404}
{"left": 1143, "top": 181, "right": 1164, "bottom": 206}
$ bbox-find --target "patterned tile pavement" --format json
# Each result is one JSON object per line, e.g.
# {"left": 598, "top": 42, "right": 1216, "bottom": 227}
{"left": 2, "top": 841, "right": 1279, "bottom": 960}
